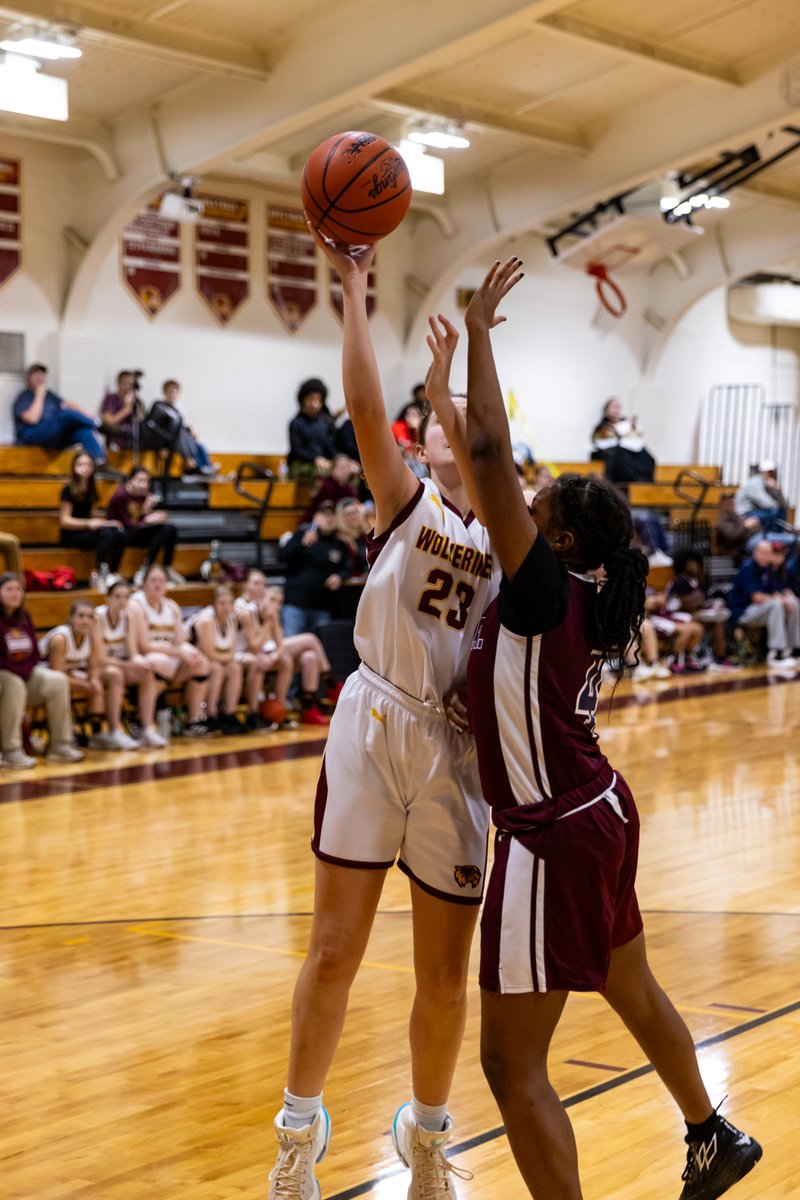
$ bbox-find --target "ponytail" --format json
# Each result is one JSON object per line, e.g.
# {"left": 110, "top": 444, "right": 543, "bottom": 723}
{"left": 548, "top": 474, "right": 648, "bottom": 680}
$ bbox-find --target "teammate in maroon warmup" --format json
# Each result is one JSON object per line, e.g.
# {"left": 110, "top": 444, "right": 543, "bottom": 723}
{"left": 459, "top": 258, "right": 761, "bottom": 1200}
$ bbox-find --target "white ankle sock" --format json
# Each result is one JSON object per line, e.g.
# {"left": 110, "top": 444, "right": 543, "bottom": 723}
{"left": 411, "top": 1094, "right": 449, "bottom": 1133}
{"left": 282, "top": 1088, "right": 323, "bottom": 1129}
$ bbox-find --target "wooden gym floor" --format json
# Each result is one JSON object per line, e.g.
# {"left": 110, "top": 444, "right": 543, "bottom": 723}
{"left": 1, "top": 668, "right": 798, "bottom": 1200}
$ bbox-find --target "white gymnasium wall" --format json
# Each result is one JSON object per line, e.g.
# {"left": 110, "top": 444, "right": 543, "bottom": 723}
{"left": 3, "top": 137, "right": 800, "bottom": 463}
{"left": 650, "top": 289, "right": 800, "bottom": 465}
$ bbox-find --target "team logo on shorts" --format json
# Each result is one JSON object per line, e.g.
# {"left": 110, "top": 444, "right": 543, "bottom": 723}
{"left": 454, "top": 864, "right": 482, "bottom": 889}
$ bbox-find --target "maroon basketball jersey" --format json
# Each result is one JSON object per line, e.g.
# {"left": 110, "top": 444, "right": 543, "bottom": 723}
{"left": 467, "top": 573, "right": 609, "bottom": 811}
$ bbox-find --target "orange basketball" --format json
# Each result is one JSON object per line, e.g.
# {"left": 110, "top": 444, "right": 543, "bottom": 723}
{"left": 301, "top": 131, "right": 412, "bottom": 245}
{"left": 260, "top": 696, "right": 287, "bottom": 727}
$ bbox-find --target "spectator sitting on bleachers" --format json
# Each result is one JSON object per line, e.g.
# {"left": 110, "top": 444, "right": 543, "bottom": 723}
{"left": 665, "top": 548, "right": 734, "bottom": 667}
{"left": 391, "top": 400, "right": 423, "bottom": 454}
{"left": 59, "top": 451, "right": 126, "bottom": 590}
{"left": 129, "top": 564, "right": 211, "bottom": 739}
{"left": 727, "top": 539, "right": 800, "bottom": 671}
{"left": 0, "top": 572, "right": 84, "bottom": 769}
{"left": 0, "top": 530, "right": 22, "bottom": 576}
{"left": 279, "top": 499, "right": 351, "bottom": 637}
{"left": 645, "top": 589, "right": 706, "bottom": 674}
{"left": 157, "top": 379, "right": 217, "bottom": 477}
{"left": 234, "top": 569, "right": 281, "bottom": 730}
{"left": 287, "top": 377, "right": 337, "bottom": 479}
{"left": 734, "top": 460, "right": 793, "bottom": 537}
{"left": 95, "top": 578, "right": 165, "bottom": 741}
{"left": 336, "top": 497, "right": 369, "bottom": 578}
{"left": 590, "top": 396, "right": 655, "bottom": 483}
{"left": 185, "top": 587, "right": 246, "bottom": 735}
{"left": 14, "top": 363, "right": 107, "bottom": 463}
{"left": 301, "top": 453, "right": 360, "bottom": 523}
{"left": 39, "top": 600, "right": 139, "bottom": 751}
{"left": 778, "top": 543, "right": 800, "bottom": 598}
{"left": 715, "top": 491, "right": 759, "bottom": 561}
{"left": 261, "top": 585, "right": 335, "bottom": 726}
{"left": 99, "top": 370, "right": 139, "bottom": 450}
{"left": 106, "top": 466, "right": 183, "bottom": 588}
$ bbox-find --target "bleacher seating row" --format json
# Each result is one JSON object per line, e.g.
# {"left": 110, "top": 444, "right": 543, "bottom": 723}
{"left": 1, "top": 445, "right": 724, "bottom": 630}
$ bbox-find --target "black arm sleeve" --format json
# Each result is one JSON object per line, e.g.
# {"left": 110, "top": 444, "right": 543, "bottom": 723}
{"left": 498, "top": 534, "right": 570, "bottom": 637}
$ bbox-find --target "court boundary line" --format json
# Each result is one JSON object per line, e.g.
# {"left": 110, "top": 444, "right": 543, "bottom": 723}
{"left": 3, "top": 906, "right": 800, "bottom": 932}
{"left": 1, "top": 669, "right": 795, "bottom": 806}
{"left": 326, "top": 999, "right": 800, "bottom": 1200}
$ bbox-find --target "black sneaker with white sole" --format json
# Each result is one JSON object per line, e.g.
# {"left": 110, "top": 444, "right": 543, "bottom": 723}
{"left": 679, "top": 1114, "right": 762, "bottom": 1200}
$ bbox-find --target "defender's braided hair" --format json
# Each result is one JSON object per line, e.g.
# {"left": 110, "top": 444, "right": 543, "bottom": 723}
{"left": 547, "top": 474, "right": 648, "bottom": 674}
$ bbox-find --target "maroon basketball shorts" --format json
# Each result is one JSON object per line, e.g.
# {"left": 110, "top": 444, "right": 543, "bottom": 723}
{"left": 479, "top": 774, "right": 643, "bottom": 992}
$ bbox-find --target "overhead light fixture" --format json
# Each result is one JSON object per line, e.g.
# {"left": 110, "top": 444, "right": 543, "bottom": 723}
{"left": 398, "top": 139, "right": 445, "bottom": 195}
{"left": 0, "top": 25, "right": 82, "bottom": 61}
{"left": 0, "top": 53, "right": 68, "bottom": 120}
{"left": 407, "top": 122, "right": 470, "bottom": 151}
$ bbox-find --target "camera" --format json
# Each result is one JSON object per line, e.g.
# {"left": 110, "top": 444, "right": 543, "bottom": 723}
{"left": 131, "top": 369, "right": 144, "bottom": 393}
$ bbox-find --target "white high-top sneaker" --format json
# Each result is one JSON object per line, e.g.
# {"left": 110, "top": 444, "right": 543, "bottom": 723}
{"left": 392, "top": 1104, "right": 470, "bottom": 1199}
{"left": 268, "top": 1107, "right": 330, "bottom": 1200}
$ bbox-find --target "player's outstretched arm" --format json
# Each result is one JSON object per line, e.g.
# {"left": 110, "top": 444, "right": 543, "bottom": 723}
{"left": 424, "top": 314, "right": 486, "bottom": 525}
{"left": 465, "top": 257, "right": 533, "bottom": 581}
{"left": 307, "top": 225, "right": 417, "bottom": 532}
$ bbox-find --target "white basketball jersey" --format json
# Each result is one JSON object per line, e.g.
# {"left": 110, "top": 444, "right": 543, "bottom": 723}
{"left": 95, "top": 604, "right": 129, "bottom": 661}
{"left": 39, "top": 623, "right": 91, "bottom": 670}
{"left": 130, "top": 591, "right": 180, "bottom": 647}
{"left": 356, "top": 477, "right": 498, "bottom": 707}
{"left": 186, "top": 606, "right": 236, "bottom": 653}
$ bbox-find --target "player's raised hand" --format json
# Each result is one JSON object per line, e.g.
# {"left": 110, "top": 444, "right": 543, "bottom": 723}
{"left": 306, "top": 221, "right": 376, "bottom": 282}
{"left": 424, "top": 314, "right": 459, "bottom": 407}
{"left": 464, "top": 257, "right": 523, "bottom": 331}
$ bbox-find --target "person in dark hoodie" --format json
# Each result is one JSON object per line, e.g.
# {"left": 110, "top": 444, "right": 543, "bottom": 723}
{"left": 287, "top": 377, "right": 338, "bottom": 478}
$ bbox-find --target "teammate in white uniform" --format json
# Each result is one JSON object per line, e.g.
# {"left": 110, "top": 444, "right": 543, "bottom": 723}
{"left": 95, "top": 579, "right": 165, "bottom": 743}
{"left": 128, "top": 563, "right": 211, "bottom": 741}
{"left": 186, "top": 587, "right": 245, "bottom": 734}
{"left": 268, "top": 231, "right": 497, "bottom": 1200}
{"left": 40, "top": 599, "right": 138, "bottom": 750}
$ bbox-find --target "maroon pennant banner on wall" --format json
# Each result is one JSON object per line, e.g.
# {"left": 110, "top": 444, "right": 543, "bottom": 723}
{"left": 195, "top": 195, "right": 250, "bottom": 325}
{"left": 266, "top": 205, "right": 317, "bottom": 333}
{"left": 329, "top": 259, "right": 376, "bottom": 323}
{"left": 121, "top": 203, "right": 181, "bottom": 319}
{"left": 0, "top": 156, "right": 21, "bottom": 291}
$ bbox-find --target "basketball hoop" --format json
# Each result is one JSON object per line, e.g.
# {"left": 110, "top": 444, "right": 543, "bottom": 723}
{"left": 587, "top": 262, "right": 627, "bottom": 318}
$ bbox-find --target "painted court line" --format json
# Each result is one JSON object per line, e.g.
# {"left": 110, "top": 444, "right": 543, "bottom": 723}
{"left": 325, "top": 999, "right": 800, "bottom": 1200}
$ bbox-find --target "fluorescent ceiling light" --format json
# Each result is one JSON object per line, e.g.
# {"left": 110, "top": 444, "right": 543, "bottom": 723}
{"left": 399, "top": 139, "right": 445, "bottom": 195}
{"left": 0, "top": 27, "right": 81, "bottom": 60}
{"left": 0, "top": 53, "right": 68, "bottom": 120}
{"left": 407, "top": 124, "right": 470, "bottom": 151}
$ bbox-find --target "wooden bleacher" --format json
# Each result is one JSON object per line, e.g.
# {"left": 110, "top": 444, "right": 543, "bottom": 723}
{"left": 0, "top": 445, "right": 728, "bottom": 627}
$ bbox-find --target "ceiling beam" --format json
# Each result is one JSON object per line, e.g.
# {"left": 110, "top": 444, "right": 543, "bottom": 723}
{"left": 0, "top": 0, "right": 269, "bottom": 81}
{"left": 370, "top": 87, "right": 588, "bottom": 159}
{"left": 0, "top": 109, "right": 118, "bottom": 178}
{"left": 539, "top": 14, "right": 740, "bottom": 87}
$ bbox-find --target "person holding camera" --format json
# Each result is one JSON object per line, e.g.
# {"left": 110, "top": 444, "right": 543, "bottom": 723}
{"left": 99, "top": 370, "right": 143, "bottom": 451}
{"left": 105, "top": 466, "right": 184, "bottom": 588}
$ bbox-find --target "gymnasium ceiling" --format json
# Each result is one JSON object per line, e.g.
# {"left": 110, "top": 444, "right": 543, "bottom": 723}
{"left": 3, "top": 0, "right": 800, "bottom": 298}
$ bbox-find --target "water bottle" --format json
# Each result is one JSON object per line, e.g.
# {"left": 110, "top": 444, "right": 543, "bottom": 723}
{"left": 278, "top": 458, "right": 289, "bottom": 481}
{"left": 209, "top": 539, "right": 222, "bottom": 581}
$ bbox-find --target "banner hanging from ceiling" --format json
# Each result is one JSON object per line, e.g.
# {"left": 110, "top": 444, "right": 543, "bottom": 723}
{"left": 121, "top": 202, "right": 181, "bottom": 319}
{"left": 266, "top": 205, "right": 317, "bottom": 333}
{"left": 0, "top": 156, "right": 21, "bottom": 291}
{"left": 195, "top": 195, "right": 250, "bottom": 325}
